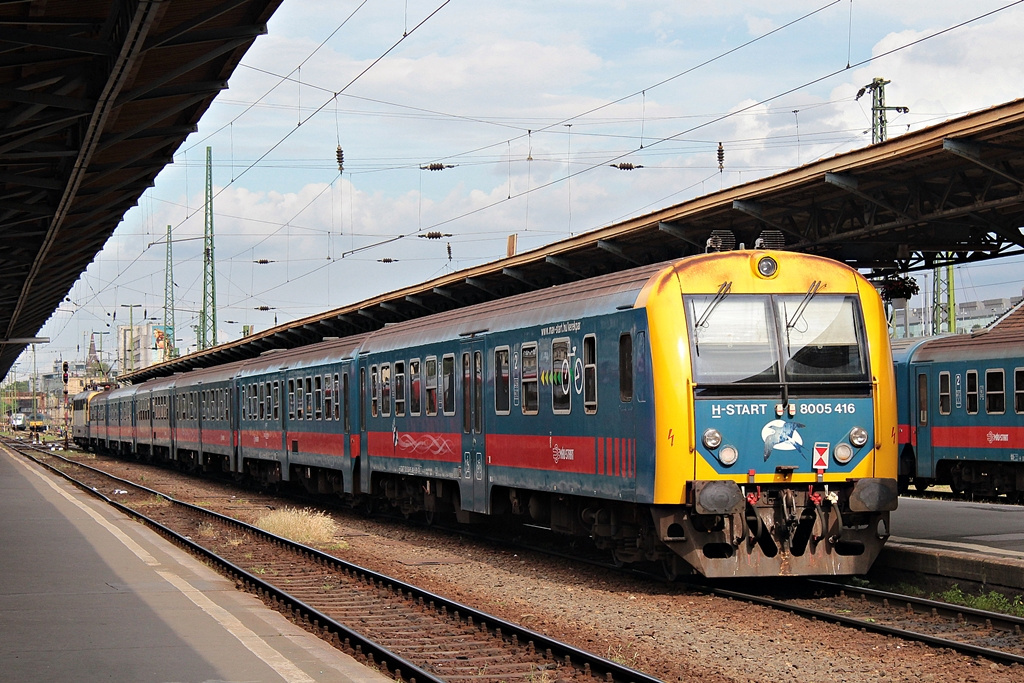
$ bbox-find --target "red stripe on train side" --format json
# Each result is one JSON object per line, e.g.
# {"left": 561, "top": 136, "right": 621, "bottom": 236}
{"left": 366, "top": 430, "right": 461, "bottom": 463}
{"left": 487, "top": 434, "right": 596, "bottom": 474}
{"left": 930, "top": 425, "right": 1024, "bottom": 449}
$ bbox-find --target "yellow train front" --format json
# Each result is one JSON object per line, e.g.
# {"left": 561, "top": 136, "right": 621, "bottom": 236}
{"left": 644, "top": 250, "right": 897, "bottom": 577}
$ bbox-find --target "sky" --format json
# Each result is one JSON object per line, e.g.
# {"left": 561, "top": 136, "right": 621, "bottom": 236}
{"left": 15, "top": 0, "right": 1024, "bottom": 377}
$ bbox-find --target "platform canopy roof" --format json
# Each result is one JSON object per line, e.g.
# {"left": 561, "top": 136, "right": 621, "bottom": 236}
{"left": 0, "top": 0, "right": 284, "bottom": 381}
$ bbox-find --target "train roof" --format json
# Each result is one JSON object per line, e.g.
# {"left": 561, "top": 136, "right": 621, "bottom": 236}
{"left": 903, "top": 299, "right": 1024, "bottom": 362}
{"left": 360, "top": 261, "right": 667, "bottom": 354}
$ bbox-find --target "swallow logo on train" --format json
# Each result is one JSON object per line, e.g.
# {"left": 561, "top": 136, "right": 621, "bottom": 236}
{"left": 761, "top": 420, "right": 805, "bottom": 461}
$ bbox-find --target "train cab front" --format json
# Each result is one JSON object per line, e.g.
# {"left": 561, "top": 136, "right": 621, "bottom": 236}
{"left": 647, "top": 252, "right": 899, "bottom": 578}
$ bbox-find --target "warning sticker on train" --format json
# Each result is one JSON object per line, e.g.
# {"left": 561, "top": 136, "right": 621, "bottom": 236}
{"left": 812, "top": 442, "right": 830, "bottom": 470}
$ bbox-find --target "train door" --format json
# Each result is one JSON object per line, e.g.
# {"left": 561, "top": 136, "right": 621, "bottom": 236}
{"left": 914, "top": 370, "right": 933, "bottom": 478}
{"left": 460, "top": 340, "right": 487, "bottom": 513}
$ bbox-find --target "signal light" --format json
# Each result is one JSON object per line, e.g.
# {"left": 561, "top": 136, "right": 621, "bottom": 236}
{"left": 62, "top": 361, "right": 69, "bottom": 384}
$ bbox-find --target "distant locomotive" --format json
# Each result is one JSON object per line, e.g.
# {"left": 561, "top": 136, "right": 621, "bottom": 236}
{"left": 74, "top": 249, "right": 898, "bottom": 578}
{"left": 893, "top": 302, "right": 1024, "bottom": 500}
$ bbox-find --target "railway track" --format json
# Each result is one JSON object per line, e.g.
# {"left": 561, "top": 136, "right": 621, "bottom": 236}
{"left": 6, "top": 439, "right": 660, "bottom": 683}
{"left": 709, "top": 579, "right": 1024, "bottom": 667}
{"left": 14, "top": 437, "right": 1024, "bottom": 675}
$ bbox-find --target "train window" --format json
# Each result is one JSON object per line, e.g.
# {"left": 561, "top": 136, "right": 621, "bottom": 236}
{"left": 777, "top": 295, "right": 867, "bottom": 383}
{"left": 315, "top": 375, "right": 323, "bottom": 420}
{"left": 273, "top": 381, "right": 280, "bottom": 420}
{"left": 425, "top": 357, "right": 438, "bottom": 416}
{"left": 334, "top": 374, "right": 341, "bottom": 421}
{"left": 474, "top": 350, "right": 483, "bottom": 434}
{"left": 360, "top": 367, "right": 366, "bottom": 427}
{"left": 966, "top": 371, "right": 979, "bottom": 414}
{"left": 584, "top": 335, "right": 597, "bottom": 414}
{"left": 395, "top": 361, "right": 406, "bottom": 417}
{"left": 381, "top": 364, "right": 392, "bottom": 418}
{"left": 1016, "top": 369, "right": 1024, "bottom": 414}
{"left": 463, "top": 352, "right": 472, "bottom": 433}
{"left": 521, "top": 343, "right": 538, "bottom": 414}
{"left": 494, "top": 347, "right": 510, "bottom": 415}
{"left": 939, "top": 372, "right": 951, "bottom": 415}
{"left": 442, "top": 354, "right": 456, "bottom": 415}
{"left": 343, "top": 372, "right": 350, "bottom": 432}
{"left": 986, "top": 369, "right": 1005, "bottom": 414}
{"left": 552, "top": 338, "right": 571, "bottom": 414}
{"left": 296, "top": 379, "right": 305, "bottom": 419}
{"left": 265, "top": 382, "right": 273, "bottom": 420}
{"left": 258, "top": 382, "right": 266, "bottom": 420}
{"left": 370, "top": 365, "right": 379, "bottom": 418}
{"left": 251, "top": 383, "right": 259, "bottom": 420}
{"left": 410, "top": 360, "right": 422, "bottom": 416}
{"left": 288, "top": 379, "right": 296, "bottom": 420}
{"left": 619, "top": 334, "right": 633, "bottom": 402}
{"left": 917, "top": 374, "right": 928, "bottom": 426}
{"left": 324, "top": 375, "right": 332, "bottom": 420}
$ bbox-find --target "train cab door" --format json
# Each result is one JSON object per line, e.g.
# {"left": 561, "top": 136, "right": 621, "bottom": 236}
{"left": 914, "top": 371, "right": 933, "bottom": 478}
{"left": 460, "top": 340, "right": 487, "bottom": 513}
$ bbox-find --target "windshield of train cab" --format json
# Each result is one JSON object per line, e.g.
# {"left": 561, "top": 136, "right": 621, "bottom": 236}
{"left": 685, "top": 293, "right": 869, "bottom": 387}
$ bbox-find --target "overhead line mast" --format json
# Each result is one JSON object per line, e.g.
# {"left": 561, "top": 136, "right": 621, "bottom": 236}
{"left": 163, "top": 223, "right": 176, "bottom": 361}
{"left": 199, "top": 146, "right": 217, "bottom": 350}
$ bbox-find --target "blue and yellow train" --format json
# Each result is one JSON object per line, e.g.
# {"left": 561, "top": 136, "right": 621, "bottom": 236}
{"left": 73, "top": 249, "right": 898, "bottom": 578}
{"left": 893, "top": 302, "right": 1024, "bottom": 499}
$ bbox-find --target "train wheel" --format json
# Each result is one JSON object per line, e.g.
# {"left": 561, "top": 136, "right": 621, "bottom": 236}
{"left": 913, "top": 480, "right": 930, "bottom": 493}
{"left": 661, "top": 557, "right": 680, "bottom": 582}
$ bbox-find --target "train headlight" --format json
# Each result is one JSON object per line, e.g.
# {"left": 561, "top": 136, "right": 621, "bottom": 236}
{"left": 849, "top": 426, "right": 869, "bottom": 448}
{"left": 834, "top": 443, "right": 854, "bottom": 464}
{"left": 756, "top": 256, "right": 778, "bottom": 278}
{"left": 702, "top": 428, "right": 723, "bottom": 450}
{"left": 718, "top": 445, "right": 739, "bottom": 466}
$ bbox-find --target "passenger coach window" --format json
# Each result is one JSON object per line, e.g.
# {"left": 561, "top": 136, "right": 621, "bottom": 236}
{"left": 939, "top": 372, "right": 951, "bottom": 415}
{"left": 619, "top": 334, "right": 633, "bottom": 402}
{"left": 410, "top": 360, "right": 421, "bottom": 416}
{"left": 273, "top": 381, "right": 280, "bottom": 420}
{"left": 305, "top": 377, "right": 313, "bottom": 420}
{"left": 987, "top": 369, "right": 1005, "bottom": 414}
{"left": 967, "top": 370, "right": 979, "bottom": 414}
{"left": 296, "top": 379, "right": 305, "bottom": 419}
{"left": 324, "top": 375, "right": 332, "bottom": 420}
{"left": 425, "top": 357, "right": 438, "bottom": 416}
{"left": 259, "top": 383, "right": 266, "bottom": 419}
{"left": 583, "top": 335, "right": 597, "bottom": 414}
{"left": 381, "top": 364, "right": 392, "bottom": 418}
{"left": 442, "top": 354, "right": 456, "bottom": 415}
{"left": 343, "top": 373, "right": 350, "bottom": 431}
{"left": 494, "top": 347, "right": 510, "bottom": 414}
{"left": 1016, "top": 369, "right": 1024, "bottom": 413}
{"left": 917, "top": 374, "right": 928, "bottom": 426}
{"left": 462, "top": 353, "right": 472, "bottom": 433}
{"left": 395, "top": 361, "right": 406, "bottom": 417}
{"left": 552, "top": 338, "right": 571, "bottom": 414}
{"left": 521, "top": 343, "right": 538, "bottom": 415}
{"left": 333, "top": 374, "right": 341, "bottom": 420}
{"left": 370, "top": 365, "right": 379, "bottom": 418}
{"left": 315, "top": 375, "right": 323, "bottom": 420}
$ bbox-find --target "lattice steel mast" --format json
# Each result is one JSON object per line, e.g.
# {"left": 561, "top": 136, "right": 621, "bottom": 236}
{"left": 198, "top": 146, "right": 217, "bottom": 350}
{"left": 163, "top": 223, "right": 176, "bottom": 360}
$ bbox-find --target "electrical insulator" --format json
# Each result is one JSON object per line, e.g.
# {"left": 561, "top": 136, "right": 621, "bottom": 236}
{"left": 717, "top": 142, "right": 724, "bottom": 172}
{"left": 254, "top": 259, "right": 273, "bottom": 264}
{"left": 256, "top": 305, "right": 272, "bottom": 311}
{"left": 419, "top": 231, "right": 451, "bottom": 239}
{"left": 447, "top": 243, "right": 452, "bottom": 261}
{"left": 610, "top": 163, "right": 642, "bottom": 170}
{"left": 336, "top": 146, "right": 344, "bottom": 173}
{"left": 420, "top": 163, "right": 454, "bottom": 171}
{"left": 378, "top": 258, "right": 397, "bottom": 263}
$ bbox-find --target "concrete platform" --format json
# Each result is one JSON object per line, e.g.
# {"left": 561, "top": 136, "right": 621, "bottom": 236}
{"left": 875, "top": 496, "right": 1024, "bottom": 593}
{"left": 0, "top": 447, "right": 391, "bottom": 683}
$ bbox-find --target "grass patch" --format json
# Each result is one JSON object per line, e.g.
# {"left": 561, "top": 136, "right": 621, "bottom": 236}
{"left": 254, "top": 507, "right": 338, "bottom": 546}
{"left": 937, "top": 584, "right": 1024, "bottom": 618}
{"left": 132, "top": 494, "right": 172, "bottom": 508}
